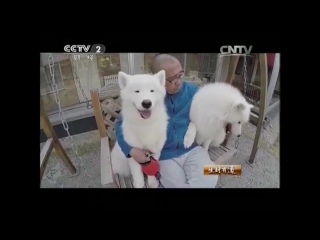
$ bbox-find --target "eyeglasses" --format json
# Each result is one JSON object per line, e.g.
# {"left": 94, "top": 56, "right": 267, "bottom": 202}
{"left": 166, "top": 70, "right": 185, "bottom": 84}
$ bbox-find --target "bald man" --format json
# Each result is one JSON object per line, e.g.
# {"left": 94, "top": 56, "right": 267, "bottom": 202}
{"left": 115, "top": 54, "right": 218, "bottom": 188}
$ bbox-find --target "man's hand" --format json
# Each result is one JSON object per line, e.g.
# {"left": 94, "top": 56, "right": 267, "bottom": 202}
{"left": 129, "top": 148, "right": 152, "bottom": 164}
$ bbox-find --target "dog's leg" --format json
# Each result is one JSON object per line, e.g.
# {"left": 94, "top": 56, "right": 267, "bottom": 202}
{"left": 147, "top": 176, "right": 159, "bottom": 188}
{"left": 210, "top": 140, "right": 220, "bottom": 148}
{"left": 202, "top": 139, "right": 212, "bottom": 151}
{"left": 213, "top": 130, "right": 228, "bottom": 165}
{"left": 128, "top": 158, "right": 145, "bottom": 188}
{"left": 211, "top": 129, "right": 226, "bottom": 148}
{"left": 184, "top": 121, "right": 197, "bottom": 148}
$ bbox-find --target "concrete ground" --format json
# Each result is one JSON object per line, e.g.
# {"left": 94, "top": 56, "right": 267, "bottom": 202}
{"left": 40, "top": 115, "right": 279, "bottom": 188}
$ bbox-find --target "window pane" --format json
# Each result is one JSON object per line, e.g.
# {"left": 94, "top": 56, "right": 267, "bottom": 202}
{"left": 40, "top": 53, "right": 131, "bottom": 113}
{"left": 130, "top": 53, "right": 157, "bottom": 74}
{"left": 97, "top": 53, "right": 123, "bottom": 87}
{"left": 167, "top": 53, "right": 185, "bottom": 69}
{"left": 185, "top": 53, "right": 219, "bottom": 82}
{"left": 133, "top": 53, "right": 219, "bottom": 83}
{"left": 144, "top": 53, "right": 156, "bottom": 74}
{"left": 40, "top": 53, "right": 80, "bottom": 112}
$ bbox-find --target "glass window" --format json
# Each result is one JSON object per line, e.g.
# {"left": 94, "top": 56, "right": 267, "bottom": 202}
{"left": 97, "top": 53, "right": 133, "bottom": 87}
{"left": 132, "top": 53, "right": 219, "bottom": 83}
{"left": 40, "top": 62, "right": 64, "bottom": 95}
{"left": 40, "top": 54, "right": 80, "bottom": 112}
{"left": 143, "top": 53, "right": 156, "bottom": 74}
{"left": 185, "top": 53, "right": 219, "bottom": 82}
{"left": 40, "top": 53, "right": 130, "bottom": 113}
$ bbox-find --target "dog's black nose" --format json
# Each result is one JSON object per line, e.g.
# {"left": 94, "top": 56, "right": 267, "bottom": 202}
{"left": 237, "top": 134, "right": 240, "bottom": 137}
{"left": 142, "top": 100, "right": 152, "bottom": 109}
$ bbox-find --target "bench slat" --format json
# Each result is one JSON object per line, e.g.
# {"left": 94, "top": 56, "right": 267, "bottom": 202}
{"left": 40, "top": 138, "right": 54, "bottom": 180}
{"left": 104, "top": 118, "right": 115, "bottom": 128}
{"left": 215, "top": 147, "right": 227, "bottom": 155}
{"left": 208, "top": 147, "right": 220, "bottom": 158}
{"left": 101, "top": 136, "right": 113, "bottom": 187}
{"left": 208, "top": 145, "right": 237, "bottom": 164}
{"left": 101, "top": 103, "right": 119, "bottom": 119}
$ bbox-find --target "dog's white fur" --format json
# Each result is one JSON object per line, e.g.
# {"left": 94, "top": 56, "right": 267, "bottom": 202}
{"left": 111, "top": 70, "right": 168, "bottom": 188}
{"left": 184, "top": 82, "right": 253, "bottom": 157}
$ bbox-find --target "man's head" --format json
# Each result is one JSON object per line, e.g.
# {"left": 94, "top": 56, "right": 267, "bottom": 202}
{"left": 150, "top": 54, "right": 184, "bottom": 94}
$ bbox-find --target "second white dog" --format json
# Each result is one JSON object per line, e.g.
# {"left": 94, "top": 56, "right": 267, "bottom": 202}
{"left": 183, "top": 82, "right": 253, "bottom": 154}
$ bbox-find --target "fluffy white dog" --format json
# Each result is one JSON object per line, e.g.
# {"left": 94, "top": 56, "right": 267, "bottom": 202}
{"left": 111, "top": 70, "right": 168, "bottom": 188}
{"left": 184, "top": 82, "right": 253, "bottom": 153}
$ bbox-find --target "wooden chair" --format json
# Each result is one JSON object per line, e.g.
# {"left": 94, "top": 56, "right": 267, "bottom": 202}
{"left": 90, "top": 83, "right": 237, "bottom": 188}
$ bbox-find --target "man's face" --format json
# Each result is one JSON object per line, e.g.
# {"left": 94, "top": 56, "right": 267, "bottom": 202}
{"left": 162, "top": 61, "right": 184, "bottom": 94}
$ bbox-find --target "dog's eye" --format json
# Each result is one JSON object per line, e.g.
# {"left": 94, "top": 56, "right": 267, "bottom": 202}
{"left": 135, "top": 90, "right": 139, "bottom": 93}
{"left": 150, "top": 90, "right": 154, "bottom": 92}
{"left": 238, "top": 121, "right": 241, "bottom": 124}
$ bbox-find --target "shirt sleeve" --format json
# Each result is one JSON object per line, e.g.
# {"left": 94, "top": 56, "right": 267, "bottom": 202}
{"left": 115, "top": 114, "right": 133, "bottom": 158}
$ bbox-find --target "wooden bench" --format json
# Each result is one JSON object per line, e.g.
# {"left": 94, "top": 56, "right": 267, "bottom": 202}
{"left": 90, "top": 84, "right": 237, "bottom": 188}
{"left": 40, "top": 97, "right": 76, "bottom": 183}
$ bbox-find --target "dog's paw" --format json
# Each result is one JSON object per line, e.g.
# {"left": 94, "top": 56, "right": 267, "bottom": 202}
{"left": 147, "top": 177, "right": 159, "bottom": 188}
{"left": 133, "top": 180, "right": 145, "bottom": 188}
{"left": 211, "top": 142, "right": 220, "bottom": 148}
{"left": 184, "top": 134, "right": 194, "bottom": 149}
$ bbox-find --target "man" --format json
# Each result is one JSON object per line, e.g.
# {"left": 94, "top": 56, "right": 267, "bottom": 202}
{"left": 115, "top": 54, "right": 218, "bottom": 188}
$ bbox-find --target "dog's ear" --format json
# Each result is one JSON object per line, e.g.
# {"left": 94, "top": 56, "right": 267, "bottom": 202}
{"left": 154, "top": 70, "right": 166, "bottom": 87}
{"left": 234, "top": 102, "right": 246, "bottom": 111}
{"left": 118, "top": 71, "right": 130, "bottom": 89}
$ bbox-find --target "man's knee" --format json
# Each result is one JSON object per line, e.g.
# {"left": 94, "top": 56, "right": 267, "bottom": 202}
{"left": 199, "top": 175, "right": 219, "bottom": 188}
{"left": 185, "top": 146, "right": 219, "bottom": 188}
{"left": 159, "top": 158, "right": 187, "bottom": 188}
{"left": 188, "top": 146, "right": 212, "bottom": 164}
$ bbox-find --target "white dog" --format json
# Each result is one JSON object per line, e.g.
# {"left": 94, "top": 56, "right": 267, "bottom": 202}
{"left": 184, "top": 82, "right": 253, "bottom": 154}
{"left": 111, "top": 70, "right": 168, "bottom": 188}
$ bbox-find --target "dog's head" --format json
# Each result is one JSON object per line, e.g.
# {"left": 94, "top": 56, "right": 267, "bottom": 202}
{"left": 225, "top": 99, "right": 253, "bottom": 137}
{"left": 118, "top": 70, "right": 166, "bottom": 119}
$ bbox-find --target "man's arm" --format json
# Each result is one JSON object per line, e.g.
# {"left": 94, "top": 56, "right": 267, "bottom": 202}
{"left": 189, "top": 82, "right": 200, "bottom": 98}
{"left": 115, "top": 114, "right": 132, "bottom": 157}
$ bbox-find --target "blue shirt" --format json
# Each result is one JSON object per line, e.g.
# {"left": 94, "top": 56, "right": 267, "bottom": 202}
{"left": 115, "top": 81, "right": 199, "bottom": 160}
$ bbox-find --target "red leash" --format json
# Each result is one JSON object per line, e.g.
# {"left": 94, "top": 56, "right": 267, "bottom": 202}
{"left": 140, "top": 154, "right": 161, "bottom": 180}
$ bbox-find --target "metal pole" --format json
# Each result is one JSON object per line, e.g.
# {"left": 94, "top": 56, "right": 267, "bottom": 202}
{"left": 127, "top": 53, "right": 135, "bottom": 75}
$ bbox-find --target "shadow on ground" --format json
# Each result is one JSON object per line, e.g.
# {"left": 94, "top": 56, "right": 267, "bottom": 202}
{"left": 40, "top": 115, "right": 279, "bottom": 188}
